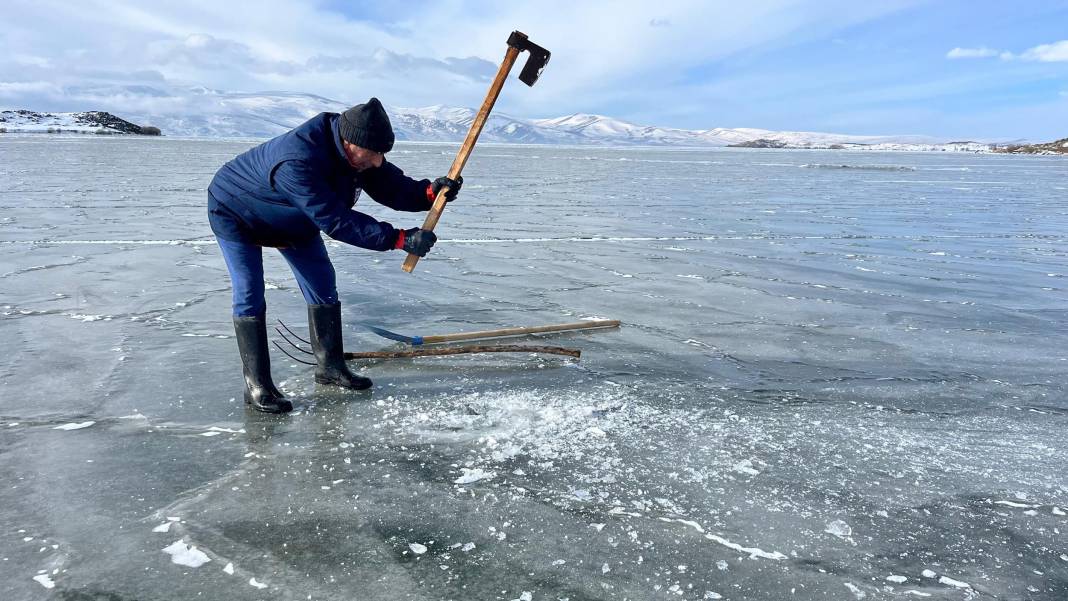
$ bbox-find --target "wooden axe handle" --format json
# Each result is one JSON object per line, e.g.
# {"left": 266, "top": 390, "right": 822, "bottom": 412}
{"left": 402, "top": 43, "right": 522, "bottom": 273}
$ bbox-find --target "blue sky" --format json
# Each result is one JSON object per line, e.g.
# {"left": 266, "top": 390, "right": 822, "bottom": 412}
{"left": 2, "top": 0, "right": 1066, "bottom": 140}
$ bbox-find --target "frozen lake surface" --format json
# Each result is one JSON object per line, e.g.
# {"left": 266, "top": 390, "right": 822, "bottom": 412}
{"left": 1, "top": 135, "right": 1066, "bottom": 600}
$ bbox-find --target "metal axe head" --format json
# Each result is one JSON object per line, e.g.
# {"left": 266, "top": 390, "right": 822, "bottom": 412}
{"left": 507, "top": 31, "right": 551, "bottom": 86}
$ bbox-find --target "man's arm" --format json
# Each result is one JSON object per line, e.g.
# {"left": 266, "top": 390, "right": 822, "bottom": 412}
{"left": 359, "top": 161, "right": 433, "bottom": 212}
{"left": 273, "top": 160, "right": 399, "bottom": 251}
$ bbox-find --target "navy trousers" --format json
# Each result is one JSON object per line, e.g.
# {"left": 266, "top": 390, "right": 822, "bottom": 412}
{"left": 217, "top": 236, "right": 338, "bottom": 317}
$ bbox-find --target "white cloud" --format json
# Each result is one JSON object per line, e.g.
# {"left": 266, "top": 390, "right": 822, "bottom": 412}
{"left": 1020, "top": 40, "right": 1068, "bottom": 62}
{"left": 0, "top": 81, "right": 61, "bottom": 96}
{"left": 949, "top": 40, "right": 1068, "bottom": 63}
{"left": 946, "top": 47, "right": 999, "bottom": 59}
{"left": 0, "top": 0, "right": 923, "bottom": 118}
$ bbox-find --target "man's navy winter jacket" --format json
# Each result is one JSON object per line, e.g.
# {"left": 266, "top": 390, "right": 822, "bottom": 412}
{"left": 208, "top": 112, "right": 430, "bottom": 249}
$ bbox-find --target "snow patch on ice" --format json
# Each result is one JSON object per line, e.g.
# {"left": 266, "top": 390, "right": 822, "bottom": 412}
{"left": 938, "top": 575, "right": 971, "bottom": 589}
{"left": 53, "top": 421, "right": 95, "bottom": 430}
{"left": 995, "top": 500, "right": 1036, "bottom": 508}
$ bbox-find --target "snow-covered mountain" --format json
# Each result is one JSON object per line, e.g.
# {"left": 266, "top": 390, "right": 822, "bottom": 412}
{"left": 2, "top": 86, "right": 1011, "bottom": 150}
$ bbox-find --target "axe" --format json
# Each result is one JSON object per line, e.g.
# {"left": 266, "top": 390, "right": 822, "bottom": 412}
{"left": 402, "top": 30, "right": 550, "bottom": 273}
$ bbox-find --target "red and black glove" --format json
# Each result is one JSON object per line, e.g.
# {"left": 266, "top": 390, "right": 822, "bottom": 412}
{"left": 425, "top": 175, "right": 463, "bottom": 204}
{"left": 394, "top": 227, "right": 437, "bottom": 257}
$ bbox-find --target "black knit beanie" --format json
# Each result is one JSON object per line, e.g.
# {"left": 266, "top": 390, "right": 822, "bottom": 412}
{"left": 338, "top": 97, "right": 394, "bottom": 153}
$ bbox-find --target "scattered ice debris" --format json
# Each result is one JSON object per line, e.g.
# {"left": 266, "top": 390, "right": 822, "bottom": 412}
{"left": 162, "top": 540, "right": 211, "bottom": 567}
{"left": 886, "top": 575, "right": 908, "bottom": 583}
{"left": 53, "top": 421, "right": 95, "bottom": 431}
{"left": 454, "top": 468, "right": 495, "bottom": 484}
{"left": 511, "top": 593, "right": 532, "bottom": 601}
{"left": 68, "top": 313, "right": 112, "bottom": 322}
{"left": 199, "top": 431, "right": 222, "bottom": 437}
{"left": 903, "top": 591, "right": 931, "bottom": 597}
{"left": 921, "top": 569, "right": 937, "bottom": 578}
{"left": 409, "top": 543, "right": 427, "bottom": 555}
{"left": 461, "top": 542, "right": 475, "bottom": 552}
{"left": 601, "top": 562, "right": 611, "bottom": 574}
{"left": 844, "top": 582, "right": 866, "bottom": 599}
{"left": 703, "top": 593, "right": 723, "bottom": 600}
{"left": 552, "top": 559, "right": 565, "bottom": 566}
{"left": 1052, "top": 507, "right": 1065, "bottom": 516}
{"left": 824, "top": 520, "right": 852, "bottom": 538}
{"left": 716, "top": 560, "right": 728, "bottom": 571}
{"left": 33, "top": 574, "right": 55, "bottom": 589}
{"left": 938, "top": 576, "right": 971, "bottom": 589}
{"left": 223, "top": 562, "right": 234, "bottom": 575}
{"left": 1060, "top": 554, "right": 1067, "bottom": 562}
{"left": 249, "top": 577, "right": 267, "bottom": 589}
{"left": 591, "top": 523, "right": 606, "bottom": 532}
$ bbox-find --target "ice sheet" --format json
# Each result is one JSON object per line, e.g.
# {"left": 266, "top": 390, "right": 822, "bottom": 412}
{"left": 1, "top": 137, "right": 1066, "bottom": 599}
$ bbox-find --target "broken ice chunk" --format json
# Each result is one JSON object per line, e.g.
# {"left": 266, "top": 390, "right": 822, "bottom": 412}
{"left": 824, "top": 520, "right": 852, "bottom": 538}
{"left": 162, "top": 540, "right": 211, "bottom": 567}
{"left": 454, "top": 468, "right": 495, "bottom": 484}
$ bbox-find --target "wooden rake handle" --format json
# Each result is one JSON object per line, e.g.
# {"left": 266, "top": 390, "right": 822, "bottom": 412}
{"left": 419, "top": 319, "right": 621, "bottom": 345}
{"left": 345, "top": 345, "right": 581, "bottom": 360}
{"left": 401, "top": 42, "right": 523, "bottom": 273}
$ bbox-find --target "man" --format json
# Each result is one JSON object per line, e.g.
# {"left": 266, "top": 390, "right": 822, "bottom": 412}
{"left": 207, "top": 97, "right": 461, "bottom": 414}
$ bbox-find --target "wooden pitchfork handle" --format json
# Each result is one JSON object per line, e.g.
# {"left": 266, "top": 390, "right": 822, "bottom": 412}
{"left": 401, "top": 42, "right": 523, "bottom": 273}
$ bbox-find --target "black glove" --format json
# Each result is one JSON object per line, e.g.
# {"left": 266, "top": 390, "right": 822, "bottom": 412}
{"left": 429, "top": 175, "right": 463, "bottom": 203}
{"left": 398, "top": 227, "right": 437, "bottom": 257}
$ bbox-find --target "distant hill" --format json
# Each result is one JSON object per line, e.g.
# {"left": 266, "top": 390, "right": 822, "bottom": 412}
{"left": 730, "top": 138, "right": 995, "bottom": 153}
{"left": 0, "top": 110, "right": 160, "bottom": 135}
{"left": 994, "top": 138, "right": 1068, "bottom": 155}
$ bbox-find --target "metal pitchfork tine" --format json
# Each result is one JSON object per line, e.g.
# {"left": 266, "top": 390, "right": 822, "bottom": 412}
{"left": 273, "top": 319, "right": 316, "bottom": 365}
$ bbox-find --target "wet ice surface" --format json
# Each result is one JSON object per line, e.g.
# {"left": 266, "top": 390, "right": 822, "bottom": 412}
{"left": 1, "top": 136, "right": 1066, "bottom": 600}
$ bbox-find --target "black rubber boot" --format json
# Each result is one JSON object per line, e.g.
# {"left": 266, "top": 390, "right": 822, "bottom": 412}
{"left": 308, "top": 303, "right": 372, "bottom": 390}
{"left": 233, "top": 315, "right": 293, "bottom": 414}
